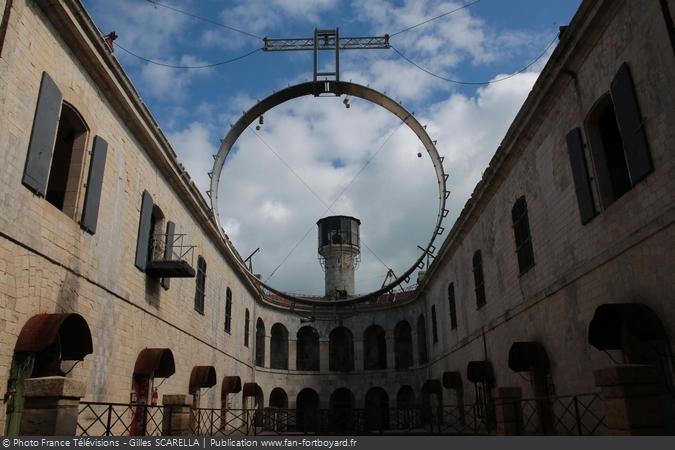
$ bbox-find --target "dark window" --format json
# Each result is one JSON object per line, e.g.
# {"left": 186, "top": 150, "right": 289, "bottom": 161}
{"left": 329, "top": 327, "right": 354, "bottom": 372}
{"left": 511, "top": 196, "right": 535, "bottom": 274}
{"left": 586, "top": 95, "right": 631, "bottom": 207}
{"left": 244, "top": 309, "right": 250, "bottom": 347}
{"left": 45, "top": 103, "right": 89, "bottom": 217}
{"left": 586, "top": 63, "right": 653, "bottom": 209}
{"left": 417, "top": 315, "right": 428, "bottom": 365}
{"left": 255, "top": 318, "right": 265, "bottom": 367}
{"left": 473, "top": 251, "right": 486, "bottom": 309}
{"left": 363, "top": 325, "right": 387, "bottom": 370}
{"left": 80, "top": 136, "right": 108, "bottom": 234}
{"left": 431, "top": 306, "right": 438, "bottom": 343}
{"left": 394, "top": 321, "right": 413, "bottom": 369}
{"left": 270, "top": 323, "right": 289, "bottom": 370}
{"left": 297, "top": 326, "right": 320, "bottom": 371}
{"left": 194, "top": 256, "right": 206, "bottom": 314}
{"left": 448, "top": 283, "right": 457, "bottom": 330}
{"left": 224, "top": 288, "right": 232, "bottom": 333}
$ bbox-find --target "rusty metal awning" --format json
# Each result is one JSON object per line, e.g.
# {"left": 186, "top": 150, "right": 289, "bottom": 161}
{"left": 588, "top": 303, "right": 666, "bottom": 351}
{"left": 242, "top": 382, "right": 259, "bottom": 397}
{"left": 508, "top": 342, "right": 550, "bottom": 372}
{"left": 15, "top": 313, "right": 93, "bottom": 360}
{"left": 222, "top": 376, "right": 242, "bottom": 395}
{"left": 189, "top": 366, "right": 217, "bottom": 392}
{"left": 442, "top": 371, "right": 462, "bottom": 389}
{"left": 467, "top": 360, "right": 494, "bottom": 384}
{"left": 133, "top": 348, "right": 175, "bottom": 378}
{"left": 422, "top": 379, "right": 442, "bottom": 394}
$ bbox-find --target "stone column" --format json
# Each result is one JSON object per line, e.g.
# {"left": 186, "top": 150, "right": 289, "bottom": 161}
{"left": 492, "top": 387, "right": 522, "bottom": 436}
{"left": 265, "top": 336, "right": 272, "bottom": 368}
{"left": 385, "top": 335, "right": 396, "bottom": 370}
{"left": 354, "top": 339, "right": 364, "bottom": 371}
{"left": 162, "top": 394, "right": 193, "bottom": 436}
{"left": 19, "top": 376, "right": 85, "bottom": 436}
{"left": 289, "top": 339, "right": 298, "bottom": 371}
{"left": 319, "top": 339, "right": 330, "bottom": 372}
{"left": 594, "top": 364, "right": 665, "bottom": 435}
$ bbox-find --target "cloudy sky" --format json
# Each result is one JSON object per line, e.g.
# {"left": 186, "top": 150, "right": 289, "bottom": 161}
{"left": 82, "top": 0, "right": 581, "bottom": 295}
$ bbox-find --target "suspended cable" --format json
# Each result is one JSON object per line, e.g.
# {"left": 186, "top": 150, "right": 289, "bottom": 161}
{"left": 144, "top": 0, "right": 263, "bottom": 40}
{"left": 390, "top": 0, "right": 481, "bottom": 37}
{"left": 256, "top": 119, "right": 406, "bottom": 282}
{"left": 114, "top": 42, "right": 262, "bottom": 69}
{"left": 390, "top": 33, "right": 558, "bottom": 85}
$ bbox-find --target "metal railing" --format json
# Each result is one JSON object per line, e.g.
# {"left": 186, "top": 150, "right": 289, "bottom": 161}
{"left": 150, "top": 232, "right": 195, "bottom": 265}
{"left": 189, "top": 408, "right": 256, "bottom": 436}
{"left": 518, "top": 393, "right": 607, "bottom": 435}
{"left": 431, "top": 404, "right": 492, "bottom": 435}
{"left": 77, "top": 402, "right": 164, "bottom": 436}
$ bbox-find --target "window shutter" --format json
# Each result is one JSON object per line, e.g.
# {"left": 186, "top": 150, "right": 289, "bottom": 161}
{"left": 610, "top": 62, "right": 653, "bottom": 184}
{"left": 80, "top": 136, "right": 108, "bottom": 234}
{"left": 135, "top": 190, "right": 154, "bottom": 271}
{"left": 566, "top": 128, "right": 597, "bottom": 225}
{"left": 160, "top": 221, "right": 175, "bottom": 289}
{"left": 22, "top": 72, "right": 62, "bottom": 195}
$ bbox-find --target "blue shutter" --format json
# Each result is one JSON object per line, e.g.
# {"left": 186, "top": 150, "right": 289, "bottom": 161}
{"left": 22, "top": 72, "right": 62, "bottom": 195}
{"left": 135, "top": 191, "right": 154, "bottom": 271}
{"left": 80, "top": 136, "right": 108, "bottom": 234}
{"left": 161, "top": 221, "right": 175, "bottom": 289}
{"left": 566, "top": 128, "right": 597, "bottom": 225}
{"left": 610, "top": 63, "right": 652, "bottom": 184}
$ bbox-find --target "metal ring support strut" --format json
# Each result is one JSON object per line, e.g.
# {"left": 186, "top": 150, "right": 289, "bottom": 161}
{"left": 210, "top": 80, "right": 449, "bottom": 307}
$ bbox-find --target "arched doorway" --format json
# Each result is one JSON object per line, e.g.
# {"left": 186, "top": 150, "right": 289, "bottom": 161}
{"left": 394, "top": 321, "right": 413, "bottom": 369}
{"left": 6, "top": 313, "right": 93, "bottom": 436}
{"left": 296, "top": 326, "right": 320, "bottom": 371}
{"left": 329, "top": 388, "right": 355, "bottom": 433}
{"left": 363, "top": 325, "right": 387, "bottom": 370}
{"left": 395, "top": 385, "right": 417, "bottom": 429}
{"left": 296, "top": 388, "right": 320, "bottom": 433}
{"left": 364, "top": 387, "right": 389, "bottom": 432}
{"left": 268, "top": 388, "right": 289, "bottom": 432}
{"left": 131, "top": 348, "right": 176, "bottom": 435}
{"left": 270, "top": 323, "right": 289, "bottom": 370}
{"left": 329, "top": 327, "right": 354, "bottom": 372}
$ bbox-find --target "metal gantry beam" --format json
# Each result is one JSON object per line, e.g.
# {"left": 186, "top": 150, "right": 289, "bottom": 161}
{"left": 263, "top": 28, "right": 390, "bottom": 86}
{"left": 263, "top": 34, "right": 389, "bottom": 52}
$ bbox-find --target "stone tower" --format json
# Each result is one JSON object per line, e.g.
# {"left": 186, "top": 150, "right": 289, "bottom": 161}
{"left": 317, "top": 216, "right": 361, "bottom": 299}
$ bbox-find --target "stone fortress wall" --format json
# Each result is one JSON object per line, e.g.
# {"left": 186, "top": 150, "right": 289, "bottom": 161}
{"left": 0, "top": 0, "right": 674, "bottom": 434}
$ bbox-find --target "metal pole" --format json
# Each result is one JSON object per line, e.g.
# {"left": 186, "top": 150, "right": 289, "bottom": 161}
{"left": 105, "top": 405, "right": 112, "bottom": 436}
{"left": 573, "top": 396, "right": 582, "bottom": 436}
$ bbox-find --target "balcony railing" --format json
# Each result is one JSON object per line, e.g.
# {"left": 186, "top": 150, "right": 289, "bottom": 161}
{"left": 146, "top": 233, "right": 196, "bottom": 278}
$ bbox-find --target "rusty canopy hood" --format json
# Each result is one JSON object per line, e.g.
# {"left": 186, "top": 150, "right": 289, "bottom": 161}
{"left": 15, "top": 313, "right": 93, "bottom": 360}
{"left": 133, "top": 348, "right": 175, "bottom": 378}
{"left": 189, "top": 366, "right": 217, "bottom": 392}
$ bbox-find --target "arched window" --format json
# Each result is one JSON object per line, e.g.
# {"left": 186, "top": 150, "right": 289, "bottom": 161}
{"left": 472, "top": 251, "right": 486, "bottom": 308}
{"left": 224, "top": 288, "right": 233, "bottom": 333}
{"left": 394, "top": 321, "right": 413, "bottom": 369}
{"left": 270, "top": 323, "right": 289, "bottom": 370}
{"left": 194, "top": 256, "right": 206, "bottom": 314}
{"left": 244, "top": 309, "right": 250, "bottom": 347}
{"left": 329, "top": 327, "right": 354, "bottom": 372}
{"left": 396, "top": 386, "right": 415, "bottom": 408}
{"left": 512, "top": 196, "right": 535, "bottom": 274}
{"left": 296, "top": 326, "right": 320, "bottom": 371}
{"left": 255, "top": 318, "right": 265, "bottom": 367}
{"left": 269, "top": 388, "right": 288, "bottom": 409}
{"left": 431, "top": 305, "right": 438, "bottom": 344}
{"left": 417, "top": 315, "right": 428, "bottom": 365}
{"left": 448, "top": 283, "right": 457, "bottom": 330}
{"left": 363, "top": 325, "right": 387, "bottom": 370}
{"left": 45, "top": 102, "right": 89, "bottom": 217}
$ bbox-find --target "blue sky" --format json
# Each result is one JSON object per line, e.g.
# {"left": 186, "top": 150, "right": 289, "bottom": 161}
{"left": 82, "top": 0, "right": 581, "bottom": 295}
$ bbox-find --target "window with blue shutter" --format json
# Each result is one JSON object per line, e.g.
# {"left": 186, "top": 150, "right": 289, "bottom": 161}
{"left": 80, "top": 136, "right": 107, "bottom": 234}
{"left": 22, "top": 72, "right": 62, "bottom": 196}
{"left": 511, "top": 196, "right": 535, "bottom": 274}
{"left": 135, "top": 191, "right": 154, "bottom": 271}
{"left": 473, "top": 251, "right": 486, "bottom": 309}
{"left": 566, "top": 128, "right": 597, "bottom": 223}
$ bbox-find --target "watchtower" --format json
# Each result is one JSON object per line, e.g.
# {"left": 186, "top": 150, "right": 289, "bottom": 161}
{"left": 317, "top": 216, "right": 361, "bottom": 299}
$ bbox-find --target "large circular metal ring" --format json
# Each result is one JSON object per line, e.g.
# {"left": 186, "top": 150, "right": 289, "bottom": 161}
{"left": 210, "top": 80, "right": 449, "bottom": 307}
